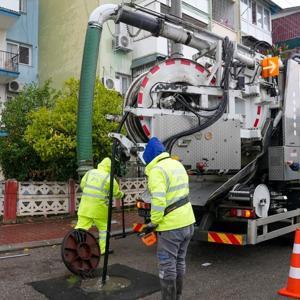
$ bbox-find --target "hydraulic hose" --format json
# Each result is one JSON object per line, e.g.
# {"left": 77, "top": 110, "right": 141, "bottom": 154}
{"left": 77, "top": 25, "right": 102, "bottom": 175}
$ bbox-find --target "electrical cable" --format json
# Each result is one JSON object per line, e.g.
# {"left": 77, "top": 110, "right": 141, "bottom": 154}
{"left": 126, "top": 24, "right": 142, "bottom": 38}
{"left": 174, "top": 94, "right": 201, "bottom": 124}
{"left": 150, "top": 82, "right": 222, "bottom": 112}
{"left": 174, "top": 94, "right": 215, "bottom": 119}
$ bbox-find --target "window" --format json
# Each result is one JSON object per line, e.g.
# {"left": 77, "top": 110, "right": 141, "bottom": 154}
{"left": 241, "top": 0, "right": 248, "bottom": 19}
{"left": 19, "top": 0, "right": 27, "bottom": 13}
{"left": 6, "top": 43, "right": 18, "bottom": 55}
{"left": 252, "top": 1, "right": 257, "bottom": 24}
{"left": 19, "top": 45, "right": 30, "bottom": 65}
{"left": 241, "top": 1, "right": 270, "bottom": 31}
{"left": 115, "top": 73, "right": 131, "bottom": 95}
{"left": 212, "top": 0, "right": 236, "bottom": 30}
{"left": 7, "top": 42, "right": 32, "bottom": 66}
{"left": 256, "top": 5, "right": 263, "bottom": 29}
{"left": 263, "top": 8, "right": 270, "bottom": 31}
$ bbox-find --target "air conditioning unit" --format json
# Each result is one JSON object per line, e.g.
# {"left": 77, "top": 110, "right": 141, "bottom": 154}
{"left": 102, "top": 76, "right": 116, "bottom": 90}
{"left": 115, "top": 34, "right": 133, "bottom": 52}
{"left": 7, "top": 80, "right": 23, "bottom": 93}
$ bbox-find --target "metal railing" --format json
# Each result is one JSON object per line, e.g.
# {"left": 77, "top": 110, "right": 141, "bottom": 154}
{"left": 0, "top": 50, "right": 18, "bottom": 73}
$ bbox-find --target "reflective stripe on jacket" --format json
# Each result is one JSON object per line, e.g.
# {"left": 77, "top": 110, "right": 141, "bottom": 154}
{"left": 77, "top": 158, "right": 124, "bottom": 219}
{"left": 145, "top": 152, "right": 195, "bottom": 231}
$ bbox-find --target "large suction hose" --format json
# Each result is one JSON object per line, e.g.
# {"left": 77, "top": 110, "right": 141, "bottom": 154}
{"left": 77, "top": 4, "right": 119, "bottom": 174}
{"left": 77, "top": 26, "right": 102, "bottom": 174}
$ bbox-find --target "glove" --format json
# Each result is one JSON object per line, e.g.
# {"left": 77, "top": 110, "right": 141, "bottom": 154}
{"left": 73, "top": 229, "right": 86, "bottom": 244}
{"left": 142, "top": 222, "right": 157, "bottom": 234}
{"left": 289, "top": 162, "right": 300, "bottom": 171}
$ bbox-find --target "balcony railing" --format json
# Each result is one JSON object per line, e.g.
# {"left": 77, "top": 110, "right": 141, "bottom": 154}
{"left": 0, "top": 50, "right": 18, "bottom": 73}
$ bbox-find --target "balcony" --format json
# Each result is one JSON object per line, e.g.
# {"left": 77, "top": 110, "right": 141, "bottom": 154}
{"left": 0, "top": 50, "right": 19, "bottom": 84}
{"left": 0, "top": 0, "right": 20, "bottom": 29}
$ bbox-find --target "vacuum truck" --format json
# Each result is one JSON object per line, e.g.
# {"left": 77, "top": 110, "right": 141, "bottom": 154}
{"left": 77, "top": 3, "right": 300, "bottom": 246}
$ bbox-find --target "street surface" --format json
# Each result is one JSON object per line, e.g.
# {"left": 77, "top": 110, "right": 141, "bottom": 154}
{"left": 0, "top": 233, "right": 293, "bottom": 300}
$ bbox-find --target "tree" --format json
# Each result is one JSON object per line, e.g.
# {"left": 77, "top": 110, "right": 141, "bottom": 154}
{"left": 0, "top": 81, "right": 57, "bottom": 181}
{"left": 25, "top": 78, "right": 123, "bottom": 180}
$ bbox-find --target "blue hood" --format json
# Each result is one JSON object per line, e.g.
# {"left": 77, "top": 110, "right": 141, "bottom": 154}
{"left": 143, "top": 137, "right": 166, "bottom": 164}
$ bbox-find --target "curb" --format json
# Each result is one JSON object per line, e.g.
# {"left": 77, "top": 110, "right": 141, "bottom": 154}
{"left": 0, "top": 228, "right": 134, "bottom": 253}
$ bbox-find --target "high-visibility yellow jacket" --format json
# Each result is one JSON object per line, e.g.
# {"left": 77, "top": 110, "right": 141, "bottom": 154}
{"left": 145, "top": 152, "right": 195, "bottom": 231}
{"left": 77, "top": 158, "right": 124, "bottom": 219}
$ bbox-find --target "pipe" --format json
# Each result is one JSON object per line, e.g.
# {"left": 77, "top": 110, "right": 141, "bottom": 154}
{"left": 116, "top": 7, "right": 255, "bottom": 66}
{"left": 170, "top": 0, "right": 183, "bottom": 57}
{"left": 77, "top": 4, "right": 118, "bottom": 175}
{"left": 116, "top": 8, "right": 162, "bottom": 36}
{"left": 89, "top": 4, "right": 119, "bottom": 27}
{"left": 116, "top": 8, "right": 211, "bottom": 51}
{"left": 273, "top": 110, "right": 282, "bottom": 129}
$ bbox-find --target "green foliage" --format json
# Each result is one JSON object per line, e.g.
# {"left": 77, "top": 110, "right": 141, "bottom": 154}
{"left": 25, "top": 78, "right": 123, "bottom": 180}
{"left": 262, "top": 43, "right": 289, "bottom": 59}
{"left": 0, "top": 81, "right": 57, "bottom": 180}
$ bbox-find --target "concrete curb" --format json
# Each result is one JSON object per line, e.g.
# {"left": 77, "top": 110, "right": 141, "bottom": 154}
{"left": 0, "top": 228, "right": 134, "bottom": 253}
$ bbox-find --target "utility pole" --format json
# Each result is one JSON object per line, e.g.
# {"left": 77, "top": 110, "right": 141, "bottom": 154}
{"left": 170, "top": 0, "right": 183, "bottom": 57}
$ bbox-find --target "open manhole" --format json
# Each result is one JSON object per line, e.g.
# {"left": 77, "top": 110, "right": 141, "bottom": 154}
{"left": 81, "top": 276, "right": 131, "bottom": 293}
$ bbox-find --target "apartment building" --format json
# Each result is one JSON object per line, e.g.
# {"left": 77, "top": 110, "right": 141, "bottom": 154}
{"left": 240, "top": 0, "right": 280, "bottom": 47}
{"left": 211, "top": 0, "right": 280, "bottom": 46}
{"left": 272, "top": 6, "right": 300, "bottom": 56}
{"left": 0, "top": 0, "right": 38, "bottom": 117}
{"left": 39, "top": 0, "right": 280, "bottom": 95}
{"left": 39, "top": 0, "right": 210, "bottom": 92}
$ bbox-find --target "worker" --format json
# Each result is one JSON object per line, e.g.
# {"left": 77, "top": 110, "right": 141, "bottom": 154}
{"left": 143, "top": 137, "right": 195, "bottom": 300}
{"left": 75, "top": 157, "right": 124, "bottom": 255}
{"left": 287, "top": 160, "right": 300, "bottom": 171}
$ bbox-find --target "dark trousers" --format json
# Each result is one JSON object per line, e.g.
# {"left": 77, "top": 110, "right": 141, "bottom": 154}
{"left": 157, "top": 224, "right": 194, "bottom": 280}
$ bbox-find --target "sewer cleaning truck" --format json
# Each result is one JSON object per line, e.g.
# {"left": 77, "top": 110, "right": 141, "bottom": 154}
{"left": 76, "top": 3, "right": 300, "bottom": 246}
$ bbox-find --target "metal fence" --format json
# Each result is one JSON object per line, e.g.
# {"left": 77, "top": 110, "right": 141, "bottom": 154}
{"left": 0, "top": 50, "right": 18, "bottom": 73}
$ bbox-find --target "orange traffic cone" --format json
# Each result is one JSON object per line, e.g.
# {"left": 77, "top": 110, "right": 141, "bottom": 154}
{"left": 278, "top": 228, "right": 300, "bottom": 299}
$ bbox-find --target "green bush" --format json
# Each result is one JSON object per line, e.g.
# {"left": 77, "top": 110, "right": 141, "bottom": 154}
{"left": 24, "top": 78, "right": 123, "bottom": 181}
{"left": 0, "top": 81, "right": 57, "bottom": 180}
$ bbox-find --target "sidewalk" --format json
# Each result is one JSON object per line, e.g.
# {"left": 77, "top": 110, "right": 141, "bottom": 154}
{"left": 0, "top": 211, "right": 144, "bottom": 252}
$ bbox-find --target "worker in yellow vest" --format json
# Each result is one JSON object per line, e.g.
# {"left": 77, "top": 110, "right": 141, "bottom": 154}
{"left": 143, "top": 137, "right": 195, "bottom": 300}
{"left": 75, "top": 157, "right": 124, "bottom": 255}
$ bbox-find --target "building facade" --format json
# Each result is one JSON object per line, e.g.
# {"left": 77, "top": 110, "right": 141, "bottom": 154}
{"left": 212, "top": 0, "right": 280, "bottom": 46}
{"left": 38, "top": 0, "right": 279, "bottom": 95}
{"left": 272, "top": 7, "right": 300, "bottom": 56}
{"left": 0, "top": 0, "right": 38, "bottom": 116}
{"left": 39, "top": 0, "right": 210, "bottom": 92}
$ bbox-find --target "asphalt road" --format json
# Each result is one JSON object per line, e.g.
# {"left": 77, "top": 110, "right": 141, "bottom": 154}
{"left": 0, "top": 233, "right": 294, "bottom": 300}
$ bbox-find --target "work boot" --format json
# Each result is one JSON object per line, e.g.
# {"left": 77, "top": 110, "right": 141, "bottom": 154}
{"left": 160, "top": 279, "right": 176, "bottom": 300}
{"left": 176, "top": 276, "right": 183, "bottom": 300}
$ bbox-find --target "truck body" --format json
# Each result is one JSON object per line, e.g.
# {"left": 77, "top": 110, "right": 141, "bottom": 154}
{"left": 119, "top": 25, "right": 300, "bottom": 245}
{"left": 77, "top": 3, "right": 300, "bottom": 245}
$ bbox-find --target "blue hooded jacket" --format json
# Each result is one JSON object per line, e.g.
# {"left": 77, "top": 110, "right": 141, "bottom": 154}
{"left": 143, "top": 137, "right": 166, "bottom": 164}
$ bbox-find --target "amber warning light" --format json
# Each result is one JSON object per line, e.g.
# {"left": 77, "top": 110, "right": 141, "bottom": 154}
{"left": 261, "top": 56, "right": 279, "bottom": 78}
